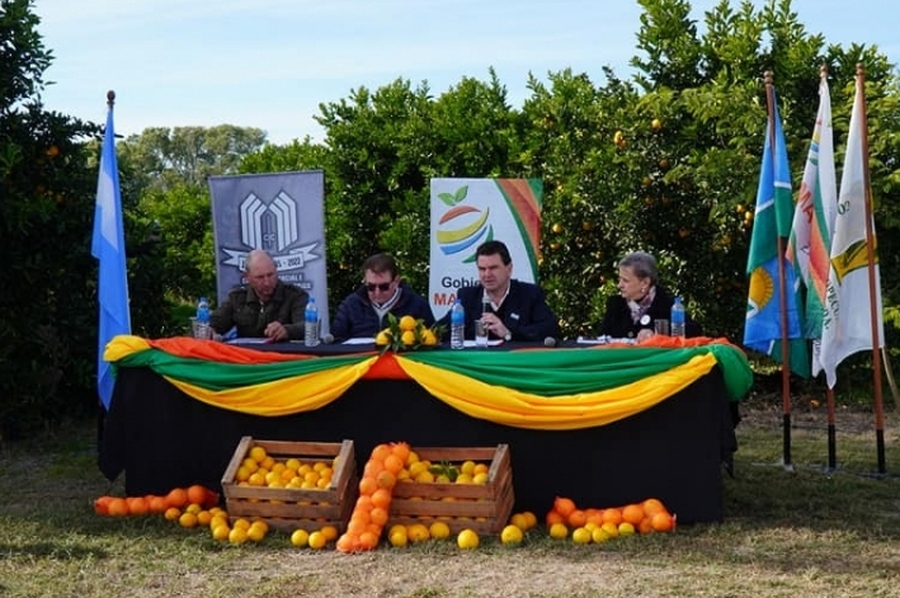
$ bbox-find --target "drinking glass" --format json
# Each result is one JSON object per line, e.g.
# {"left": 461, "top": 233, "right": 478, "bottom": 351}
{"left": 653, "top": 319, "right": 670, "bottom": 336}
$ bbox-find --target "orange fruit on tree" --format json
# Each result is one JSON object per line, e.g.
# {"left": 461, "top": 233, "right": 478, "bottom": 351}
{"left": 553, "top": 496, "right": 576, "bottom": 518}
{"left": 621, "top": 503, "right": 645, "bottom": 526}
{"left": 166, "top": 487, "right": 188, "bottom": 509}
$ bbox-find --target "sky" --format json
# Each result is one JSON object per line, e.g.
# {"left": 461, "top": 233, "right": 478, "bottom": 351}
{"left": 33, "top": 0, "right": 899, "bottom": 146}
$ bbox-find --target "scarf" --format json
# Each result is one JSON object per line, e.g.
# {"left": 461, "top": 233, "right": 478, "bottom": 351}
{"left": 627, "top": 286, "right": 657, "bottom": 324}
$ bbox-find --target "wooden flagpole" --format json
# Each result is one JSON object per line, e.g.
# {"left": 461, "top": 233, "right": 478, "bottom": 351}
{"left": 854, "top": 64, "right": 886, "bottom": 473}
{"left": 765, "top": 71, "right": 793, "bottom": 470}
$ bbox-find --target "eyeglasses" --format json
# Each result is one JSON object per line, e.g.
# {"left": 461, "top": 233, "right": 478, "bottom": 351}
{"left": 365, "top": 281, "right": 393, "bottom": 292}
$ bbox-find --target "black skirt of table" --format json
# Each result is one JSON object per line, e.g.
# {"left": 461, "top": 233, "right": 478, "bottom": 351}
{"left": 98, "top": 352, "right": 735, "bottom": 523}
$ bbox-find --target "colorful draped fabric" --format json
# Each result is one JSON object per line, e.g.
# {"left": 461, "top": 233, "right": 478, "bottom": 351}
{"left": 105, "top": 335, "right": 752, "bottom": 431}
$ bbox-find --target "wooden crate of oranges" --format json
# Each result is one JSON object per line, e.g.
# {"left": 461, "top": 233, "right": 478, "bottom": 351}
{"left": 389, "top": 444, "right": 514, "bottom": 535}
{"left": 220, "top": 437, "right": 358, "bottom": 533}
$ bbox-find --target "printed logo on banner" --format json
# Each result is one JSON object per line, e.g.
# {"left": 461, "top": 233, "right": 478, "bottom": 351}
{"left": 220, "top": 190, "right": 318, "bottom": 278}
{"left": 428, "top": 178, "right": 543, "bottom": 319}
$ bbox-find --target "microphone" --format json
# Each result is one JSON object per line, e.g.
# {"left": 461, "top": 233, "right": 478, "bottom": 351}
{"left": 321, "top": 333, "right": 335, "bottom": 345}
{"left": 543, "top": 336, "right": 558, "bottom": 347}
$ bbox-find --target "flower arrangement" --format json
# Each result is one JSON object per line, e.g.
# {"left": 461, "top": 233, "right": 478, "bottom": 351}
{"left": 375, "top": 314, "right": 443, "bottom": 353}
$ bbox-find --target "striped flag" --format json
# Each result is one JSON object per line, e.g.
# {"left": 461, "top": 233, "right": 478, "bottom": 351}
{"left": 743, "top": 89, "right": 810, "bottom": 377}
{"left": 786, "top": 77, "right": 837, "bottom": 376}
{"left": 819, "top": 75, "right": 884, "bottom": 388}
{"left": 91, "top": 98, "right": 131, "bottom": 409}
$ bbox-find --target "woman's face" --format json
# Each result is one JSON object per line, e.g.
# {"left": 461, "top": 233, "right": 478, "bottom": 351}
{"left": 617, "top": 266, "right": 650, "bottom": 302}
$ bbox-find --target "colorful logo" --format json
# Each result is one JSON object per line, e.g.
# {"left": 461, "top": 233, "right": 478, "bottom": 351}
{"left": 435, "top": 185, "right": 492, "bottom": 261}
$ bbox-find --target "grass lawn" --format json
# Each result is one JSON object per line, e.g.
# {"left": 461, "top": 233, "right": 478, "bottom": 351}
{"left": 2, "top": 398, "right": 900, "bottom": 597}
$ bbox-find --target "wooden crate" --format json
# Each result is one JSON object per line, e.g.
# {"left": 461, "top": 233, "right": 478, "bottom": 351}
{"left": 389, "top": 444, "right": 514, "bottom": 535}
{"left": 220, "top": 437, "right": 357, "bottom": 533}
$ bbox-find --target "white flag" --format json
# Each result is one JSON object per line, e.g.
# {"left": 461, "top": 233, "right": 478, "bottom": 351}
{"left": 819, "top": 75, "right": 884, "bottom": 388}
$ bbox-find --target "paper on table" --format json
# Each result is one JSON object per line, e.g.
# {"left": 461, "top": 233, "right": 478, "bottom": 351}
{"left": 576, "top": 336, "right": 635, "bottom": 345}
{"left": 226, "top": 337, "right": 273, "bottom": 344}
{"left": 464, "top": 339, "right": 503, "bottom": 348}
{"left": 342, "top": 337, "right": 376, "bottom": 345}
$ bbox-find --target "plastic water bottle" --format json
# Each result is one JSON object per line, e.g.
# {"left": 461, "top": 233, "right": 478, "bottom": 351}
{"left": 304, "top": 297, "right": 319, "bottom": 347}
{"left": 671, "top": 296, "right": 686, "bottom": 338}
{"left": 195, "top": 296, "right": 210, "bottom": 339}
{"left": 450, "top": 299, "right": 465, "bottom": 349}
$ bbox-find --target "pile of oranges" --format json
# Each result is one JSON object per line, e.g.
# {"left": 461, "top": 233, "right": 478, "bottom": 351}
{"left": 336, "top": 441, "right": 408, "bottom": 552}
{"left": 93, "top": 484, "right": 218, "bottom": 517}
{"left": 545, "top": 495, "right": 676, "bottom": 544}
{"left": 232, "top": 443, "right": 337, "bottom": 491}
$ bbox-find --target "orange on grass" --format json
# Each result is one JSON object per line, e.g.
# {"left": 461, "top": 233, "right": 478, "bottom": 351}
{"left": 642, "top": 498, "right": 667, "bottom": 516}
{"left": 347, "top": 518, "right": 368, "bottom": 536}
{"left": 93, "top": 496, "right": 114, "bottom": 515}
{"left": 107, "top": 497, "right": 129, "bottom": 517}
{"left": 621, "top": 503, "right": 645, "bottom": 526}
{"left": 553, "top": 496, "right": 576, "bottom": 518}
{"left": 566, "top": 509, "right": 587, "bottom": 528}
{"left": 336, "top": 534, "right": 359, "bottom": 552}
{"left": 637, "top": 517, "right": 654, "bottom": 535}
{"left": 163, "top": 507, "right": 181, "bottom": 521}
{"left": 126, "top": 496, "right": 149, "bottom": 516}
{"left": 371, "top": 488, "right": 392, "bottom": 510}
{"left": 186, "top": 484, "right": 208, "bottom": 507}
{"left": 545, "top": 509, "right": 565, "bottom": 527}
{"left": 148, "top": 495, "right": 169, "bottom": 514}
{"left": 358, "top": 530, "right": 380, "bottom": 550}
{"left": 651, "top": 511, "right": 676, "bottom": 533}
{"left": 585, "top": 508, "right": 604, "bottom": 527}
{"left": 601, "top": 508, "right": 623, "bottom": 526}
{"left": 166, "top": 487, "right": 188, "bottom": 509}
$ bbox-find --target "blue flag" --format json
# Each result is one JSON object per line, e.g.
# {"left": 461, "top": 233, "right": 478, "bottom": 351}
{"left": 743, "top": 89, "right": 809, "bottom": 377}
{"left": 91, "top": 101, "right": 131, "bottom": 409}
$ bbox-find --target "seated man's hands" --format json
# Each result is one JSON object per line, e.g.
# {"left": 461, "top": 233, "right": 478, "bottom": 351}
{"left": 636, "top": 328, "right": 654, "bottom": 343}
{"left": 264, "top": 321, "right": 288, "bottom": 342}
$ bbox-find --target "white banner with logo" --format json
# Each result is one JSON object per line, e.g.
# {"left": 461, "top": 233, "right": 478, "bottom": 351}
{"left": 428, "top": 178, "right": 543, "bottom": 319}
{"left": 208, "top": 170, "right": 329, "bottom": 334}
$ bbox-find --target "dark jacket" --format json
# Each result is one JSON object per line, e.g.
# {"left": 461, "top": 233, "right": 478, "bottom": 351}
{"left": 599, "top": 286, "right": 701, "bottom": 339}
{"left": 210, "top": 281, "right": 309, "bottom": 340}
{"left": 331, "top": 282, "right": 435, "bottom": 341}
{"left": 438, "top": 280, "right": 561, "bottom": 342}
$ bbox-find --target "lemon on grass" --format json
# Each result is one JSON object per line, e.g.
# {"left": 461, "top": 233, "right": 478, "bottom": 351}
{"left": 428, "top": 521, "right": 451, "bottom": 540}
{"left": 500, "top": 524, "right": 523, "bottom": 546}
{"left": 211, "top": 524, "right": 231, "bottom": 542}
{"left": 246, "top": 524, "right": 267, "bottom": 542}
{"left": 407, "top": 523, "right": 431, "bottom": 543}
{"left": 509, "top": 513, "right": 529, "bottom": 530}
{"left": 290, "top": 528, "right": 310, "bottom": 547}
{"left": 618, "top": 522, "right": 636, "bottom": 536}
{"left": 228, "top": 527, "right": 249, "bottom": 545}
{"left": 457, "top": 529, "right": 479, "bottom": 549}
{"left": 549, "top": 523, "right": 568, "bottom": 539}
{"left": 388, "top": 527, "right": 408, "bottom": 548}
{"left": 591, "top": 527, "right": 611, "bottom": 543}
{"left": 308, "top": 531, "right": 327, "bottom": 550}
{"left": 178, "top": 512, "right": 199, "bottom": 528}
{"left": 521, "top": 511, "right": 538, "bottom": 530}
{"left": 571, "top": 527, "right": 592, "bottom": 545}
{"left": 319, "top": 525, "right": 339, "bottom": 542}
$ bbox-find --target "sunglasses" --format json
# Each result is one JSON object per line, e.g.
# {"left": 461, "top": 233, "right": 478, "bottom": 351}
{"left": 365, "top": 281, "right": 393, "bottom": 292}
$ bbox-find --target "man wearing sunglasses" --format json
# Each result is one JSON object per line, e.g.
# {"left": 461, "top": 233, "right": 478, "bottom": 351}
{"left": 331, "top": 253, "right": 434, "bottom": 342}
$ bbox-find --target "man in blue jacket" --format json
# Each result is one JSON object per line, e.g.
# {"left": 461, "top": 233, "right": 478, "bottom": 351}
{"left": 331, "top": 253, "right": 434, "bottom": 341}
{"left": 438, "top": 240, "right": 560, "bottom": 342}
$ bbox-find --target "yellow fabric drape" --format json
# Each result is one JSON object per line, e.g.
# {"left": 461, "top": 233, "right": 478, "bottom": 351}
{"left": 394, "top": 353, "right": 718, "bottom": 430}
{"left": 164, "top": 356, "right": 379, "bottom": 416}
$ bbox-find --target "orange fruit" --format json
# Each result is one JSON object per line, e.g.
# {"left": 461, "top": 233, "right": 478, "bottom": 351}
{"left": 383, "top": 454, "right": 404, "bottom": 475}
{"left": 359, "top": 475, "right": 378, "bottom": 496}
{"left": 369, "top": 507, "right": 389, "bottom": 527}
{"left": 585, "top": 508, "right": 604, "bottom": 527}
{"left": 336, "top": 534, "right": 359, "bottom": 552}
{"left": 148, "top": 495, "right": 169, "bottom": 514}
{"left": 179, "top": 512, "right": 199, "bottom": 528}
{"left": 651, "top": 511, "right": 676, "bottom": 533}
{"left": 371, "top": 444, "right": 392, "bottom": 462}
{"left": 358, "top": 530, "right": 380, "bottom": 550}
{"left": 186, "top": 485, "right": 207, "bottom": 506}
{"left": 166, "top": 487, "right": 188, "bottom": 509}
{"left": 545, "top": 510, "right": 565, "bottom": 527}
{"left": 163, "top": 507, "right": 181, "bottom": 521}
{"left": 347, "top": 518, "right": 367, "bottom": 536}
{"left": 601, "top": 508, "right": 623, "bottom": 526}
{"left": 364, "top": 459, "right": 384, "bottom": 478}
{"left": 126, "top": 496, "right": 149, "bottom": 516}
{"left": 621, "top": 504, "right": 645, "bottom": 526}
{"left": 567, "top": 509, "right": 587, "bottom": 528}
{"left": 642, "top": 498, "right": 667, "bottom": 516}
{"left": 93, "top": 496, "right": 114, "bottom": 515}
{"left": 637, "top": 517, "right": 654, "bottom": 534}
{"left": 376, "top": 470, "right": 396, "bottom": 489}
{"left": 553, "top": 496, "right": 576, "bottom": 518}
{"left": 107, "top": 497, "right": 129, "bottom": 517}
{"left": 390, "top": 442, "right": 411, "bottom": 463}
{"left": 371, "top": 488, "right": 392, "bottom": 510}
{"left": 399, "top": 315, "right": 417, "bottom": 331}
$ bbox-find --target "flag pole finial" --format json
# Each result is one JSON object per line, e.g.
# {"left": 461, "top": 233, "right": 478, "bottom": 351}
{"left": 856, "top": 63, "right": 865, "bottom": 78}
{"left": 764, "top": 70, "right": 773, "bottom": 86}
{"left": 106, "top": 90, "right": 116, "bottom": 108}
